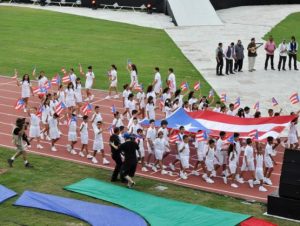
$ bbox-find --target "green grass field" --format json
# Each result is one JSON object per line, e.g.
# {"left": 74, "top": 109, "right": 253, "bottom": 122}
{"left": 0, "top": 147, "right": 298, "bottom": 226}
{"left": 0, "top": 6, "right": 211, "bottom": 95}
{"left": 264, "top": 12, "right": 300, "bottom": 50}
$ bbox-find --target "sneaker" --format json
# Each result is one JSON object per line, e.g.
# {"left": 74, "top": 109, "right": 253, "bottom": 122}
{"left": 105, "top": 95, "right": 111, "bottom": 99}
{"left": 223, "top": 176, "right": 228, "bottom": 184}
{"left": 248, "top": 179, "right": 254, "bottom": 188}
{"left": 25, "top": 162, "right": 33, "bottom": 168}
{"left": 92, "top": 157, "right": 98, "bottom": 164}
{"left": 46, "top": 135, "right": 51, "bottom": 141}
{"left": 90, "top": 95, "right": 94, "bottom": 100}
{"left": 161, "top": 169, "right": 168, "bottom": 175}
{"left": 180, "top": 172, "right": 187, "bottom": 180}
{"left": 254, "top": 179, "right": 260, "bottom": 185}
{"left": 7, "top": 159, "right": 14, "bottom": 167}
{"left": 79, "top": 152, "right": 85, "bottom": 157}
{"left": 192, "top": 170, "right": 200, "bottom": 176}
{"left": 103, "top": 158, "right": 110, "bottom": 165}
{"left": 156, "top": 164, "right": 161, "bottom": 169}
{"left": 202, "top": 173, "right": 208, "bottom": 180}
{"left": 231, "top": 183, "right": 238, "bottom": 188}
{"left": 169, "top": 163, "right": 175, "bottom": 171}
{"left": 237, "top": 178, "right": 245, "bottom": 184}
{"left": 128, "top": 181, "right": 136, "bottom": 189}
{"left": 259, "top": 186, "right": 268, "bottom": 192}
{"left": 113, "top": 94, "right": 119, "bottom": 99}
{"left": 51, "top": 146, "right": 57, "bottom": 152}
{"left": 141, "top": 167, "right": 148, "bottom": 172}
{"left": 87, "top": 154, "right": 93, "bottom": 159}
{"left": 206, "top": 178, "right": 214, "bottom": 184}
{"left": 66, "top": 145, "right": 71, "bottom": 152}
{"left": 78, "top": 114, "right": 83, "bottom": 118}
{"left": 162, "top": 165, "right": 167, "bottom": 169}
{"left": 37, "top": 144, "right": 43, "bottom": 149}
{"left": 211, "top": 170, "right": 216, "bottom": 177}
{"left": 265, "top": 178, "right": 273, "bottom": 186}
{"left": 70, "top": 149, "right": 77, "bottom": 155}
{"left": 152, "top": 166, "right": 158, "bottom": 172}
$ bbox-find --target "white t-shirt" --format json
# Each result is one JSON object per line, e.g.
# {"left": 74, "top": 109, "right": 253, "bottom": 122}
{"left": 146, "top": 103, "right": 156, "bottom": 120}
{"left": 206, "top": 147, "right": 215, "bottom": 161}
{"left": 69, "top": 119, "right": 77, "bottom": 133}
{"left": 70, "top": 73, "right": 77, "bottom": 87}
{"left": 178, "top": 142, "right": 190, "bottom": 157}
{"left": 146, "top": 91, "right": 156, "bottom": 103}
{"left": 126, "top": 99, "right": 137, "bottom": 112}
{"left": 229, "top": 151, "right": 238, "bottom": 165}
{"left": 130, "top": 70, "right": 138, "bottom": 85}
{"left": 58, "top": 91, "right": 65, "bottom": 103}
{"left": 188, "top": 98, "right": 198, "bottom": 106}
{"left": 65, "top": 89, "right": 75, "bottom": 101}
{"left": 21, "top": 81, "right": 31, "bottom": 98}
{"left": 265, "top": 143, "right": 276, "bottom": 160}
{"left": 168, "top": 73, "right": 176, "bottom": 92}
{"left": 174, "top": 94, "right": 184, "bottom": 107}
{"left": 227, "top": 110, "right": 236, "bottom": 116}
{"left": 92, "top": 113, "right": 103, "bottom": 127}
{"left": 146, "top": 127, "right": 156, "bottom": 142}
{"left": 112, "top": 118, "right": 124, "bottom": 128}
{"left": 256, "top": 154, "right": 264, "bottom": 169}
{"left": 154, "top": 138, "right": 168, "bottom": 151}
{"left": 158, "top": 127, "right": 169, "bottom": 141}
{"left": 30, "top": 113, "right": 40, "bottom": 127}
{"left": 244, "top": 145, "right": 254, "bottom": 162}
{"left": 213, "top": 107, "right": 221, "bottom": 113}
{"left": 136, "top": 92, "right": 145, "bottom": 108}
{"left": 129, "top": 123, "right": 142, "bottom": 135}
{"left": 80, "top": 122, "right": 88, "bottom": 136}
{"left": 288, "top": 122, "right": 297, "bottom": 137}
{"left": 48, "top": 117, "right": 58, "bottom": 130}
{"left": 153, "top": 72, "right": 162, "bottom": 93}
{"left": 93, "top": 127, "right": 103, "bottom": 142}
{"left": 164, "top": 106, "right": 172, "bottom": 117}
{"left": 110, "top": 69, "right": 117, "bottom": 83}
{"left": 38, "top": 76, "right": 48, "bottom": 87}
{"left": 245, "top": 113, "right": 252, "bottom": 118}
{"left": 85, "top": 71, "right": 95, "bottom": 86}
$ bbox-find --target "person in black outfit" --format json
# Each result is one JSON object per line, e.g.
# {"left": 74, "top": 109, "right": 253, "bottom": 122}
{"left": 288, "top": 36, "right": 298, "bottom": 70}
{"left": 216, "top": 42, "right": 224, "bottom": 76}
{"left": 224, "top": 42, "right": 235, "bottom": 75}
{"left": 119, "top": 133, "right": 141, "bottom": 188}
{"left": 110, "top": 127, "right": 123, "bottom": 182}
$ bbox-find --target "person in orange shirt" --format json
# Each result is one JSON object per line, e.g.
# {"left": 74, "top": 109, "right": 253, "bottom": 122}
{"left": 264, "top": 36, "right": 276, "bottom": 70}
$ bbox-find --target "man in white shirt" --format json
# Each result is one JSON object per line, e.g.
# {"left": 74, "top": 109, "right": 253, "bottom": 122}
{"left": 227, "top": 103, "right": 236, "bottom": 116}
{"left": 224, "top": 42, "right": 235, "bottom": 75}
{"left": 167, "top": 68, "right": 176, "bottom": 94}
{"left": 152, "top": 67, "right": 162, "bottom": 95}
{"left": 278, "top": 39, "right": 288, "bottom": 71}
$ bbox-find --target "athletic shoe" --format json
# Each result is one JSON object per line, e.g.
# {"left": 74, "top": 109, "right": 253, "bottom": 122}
{"left": 206, "top": 178, "right": 214, "bottom": 184}
{"left": 70, "top": 149, "right": 77, "bottom": 155}
{"left": 169, "top": 163, "right": 175, "bottom": 171}
{"left": 103, "top": 158, "right": 110, "bottom": 165}
{"left": 87, "top": 154, "right": 93, "bottom": 159}
{"left": 90, "top": 95, "right": 94, "bottom": 100}
{"left": 105, "top": 95, "right": 111, "bottom": 99}
{"left": 78, "top": 114, "right": 83, "bottom": 118}
{"left": 237, "top": 178, "right": 244, "bottom": 184}
{"left": 265, "top": 178, "right": 273, "bottom": 186}
{"left": 141, "top": 167, "right": 148, "bottom": 172}
{"left": 7, "top": 159, "right": 13, "bottom": 167}
{"left": 191, "top": 170, "right": 200, "bottom": 176}
{"left": 46, "top": 135, "right": 51, "bottom": 141}
{"left": 231, "top": 183, "right": 238, "bottom": 188}
{"left": 156, "top": 164, "right": 161, "bottom": 169}
{"left": 92, "top": 157, "right": 98, "bottom": 164}
{"left": 58, "top": 130, "right": 62, "bottom": 135}
{"left": 253, "top": 179, "right": 260, "bottom": 185}
{"left": 162, "top": 165, "right": 167, "bottom": 169}
{"left": 113, "top": 95, "right": 119, "bottom": 99}
{"left": 51, "top": 146, "right": 57, "bottom": 152}
{"left": 202, "top": 173, "right": 208, "bottom": 180}
{"left": 180, "top": 172, "right": 187, "bottom": 180}
{"left": 25, "top": 162, "right": 33, "bottom": 168}
{"left": 66, "top": 145, "right": 71, "bottom": 152}
{"left": 211, "top": 170, "right": 216, "bottom": 177}
{"left": 152, "top": 166, "right": 158, "bottom": 172}
{"left": 161, "top": 170, "right": 168, "bottom": 175}
{"left": 223, "top": 176, "right": 228, "bottom": 184}
{"left": 259, "top": 186, "right": 268, "bottom": 192}
{"left": 128, "top": 181, "right": 136, "bottom": 189}
{"left": 40, "top": 133, "right": 44, "bottom": 140}
{"left": 248, "top": 179, "right": 254, "bottom": 188}
{"left": 79, "top": 152, "right": 85, "bottom": 157}
{"left": 37, "top": 144, "right": 43, "bottom": 149}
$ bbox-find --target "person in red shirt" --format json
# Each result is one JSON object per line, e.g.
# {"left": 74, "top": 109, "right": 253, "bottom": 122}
{"left": 264, "top": 36, "right": 276, "bottom": 70}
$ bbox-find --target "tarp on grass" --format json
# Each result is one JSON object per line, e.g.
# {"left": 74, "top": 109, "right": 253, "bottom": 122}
{"left": 65, "top": 178, "right": 250, "bottom": 226}
{"left": 14, "top": 191, "right": 147, "bottom": 226}
{"left": 0, "top": 185, "right": 17, "bottom": 203}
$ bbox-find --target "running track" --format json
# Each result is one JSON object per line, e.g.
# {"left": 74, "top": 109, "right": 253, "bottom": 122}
{"left": 0, "top": 75, "right": 283, "bottom": 203}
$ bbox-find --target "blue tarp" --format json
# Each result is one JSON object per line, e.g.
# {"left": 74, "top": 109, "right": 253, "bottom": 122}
{"left": 0, "top": 185, "right": 17, "bottom": 203}
{"left": 14, "top": 191, "right": 147, "bottom": 226}
{"left": 141, "top": 108, "right": 208, "bottom": 132}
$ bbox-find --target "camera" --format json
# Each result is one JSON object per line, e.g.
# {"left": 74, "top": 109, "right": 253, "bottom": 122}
{"left": 16, "top": 118, "right": 29, "bottom": 130}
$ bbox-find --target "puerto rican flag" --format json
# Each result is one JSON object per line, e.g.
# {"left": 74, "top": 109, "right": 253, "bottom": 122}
{"left": 193, "top": 81, "right": 200, "bottom": 91}
{"left": 44, "top": 80, "right": 51, "bottom": 90}
{"left": 248, "top": 129, "right": 259, "bottom": 140}
{"left": 51, "top": 75, "right": 61, "bottom": 85}
{"left": 169, "top": 133, "right": 180, "bottom": 143}
{"left": 108, "top": 125, "right": 114, "bottom": 135}
{"left": 290, "top": 92, "right": 299, "bottom": 105}
{"left": 208, "top": 89, "right": 214, "bottom": 98}
{"left": 180, "top": 81, "right": 189, "bottom": 91}
{"left": 272, "top": 97, "right": 278, "bottom": 106}
{"left": 253, "top": 101, "right": 259, "bottom": 111}
{"left": 36, "top": 105, "right": 44, "bottom": 118}
{"left": 33, "top": 86, "right": 47, "bottom": 95}
{"left": 220, "top": 93, "right": 227, "bottom": 103}
{"left": 234, "top": 97, "right": 240, "bottom": 110}
{"left": 55, "top": 101, "right": 67, "bottom": 115}
{"left": 133, "top": 83, "right": 143, "bottom": 92}
{"left": 195, "top": 130, "right": 208, "bottom": 142}
{"left": 62, "top": 75, "right": 71, "bottom": 84}
{"left": 82, "top": 102, "right": 93, "bottom": 115}
{"left": 15, "top": 98, "right": 25, "bottom": 110}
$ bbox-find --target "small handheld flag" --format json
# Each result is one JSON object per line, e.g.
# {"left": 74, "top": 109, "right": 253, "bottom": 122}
{"left": 55, "top": 101, "right": 67, "bottom": 115}
{"left": 248, "top": 129, "right": 259, "bottom": 140}
{"left": 227, "top": 134, "right": 235, "bottom": 144}
{"left": 169, "top": 133, "right": 180, "bottom": 143}
{"left": 220, "top": 93, "right": 227, "bottom": 103}
{"left": 290, "top": 93, "right": 299, "bottom": 105}
{"left": 36, "top": 105, "right": 43, "bottom": 118}
{"left": 111, "top": 104, "right": 116, "bottom": 114}
{"left": 180, "top": 81, "right": 189, "bottom": 91}
{"left": 82, "top": 102, "right": 93, "bottom": 115}
{"left": 44, "top": 80, "right": 51, "bottom": 90}
{"left": 195, "top": 131, "right": 208, "bottom": 142}
{"left": 127, "top": 59, "right": 132, "bottom": 66}
{"left": 108, "top": 125, "right": 114, "bottom": 135}
{"left": 15, "top": 98, "right": 25, "bottom": 110}
{"left": 234, "top": 97, "right": 241, "bottom": 109}
{"left": 193, "top": 81, "right": 200, "bottom": 91}
{"left": 133, "top": 83, "right": 143, "bottom": 92}
{"left": 62, "top": 75, "right": 71, "bottom": 84}
{"left": 208, "top": 89, "right": 214, "bottom": 98}
{"left": 51, "top": 75, "right": 61, "bottom": 86}
{"left": 271, "top": 97, "right": 278, "bottom": 107}
{"left": 33, "top": 87, "right": 47, "bottom": 96}
{"left": 253, "top": 101, "right": 259, "bottom": 111}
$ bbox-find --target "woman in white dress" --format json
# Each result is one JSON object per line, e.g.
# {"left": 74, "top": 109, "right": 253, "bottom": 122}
{"left": 106, "top": 64, "right": 119, "bottom": 99}
{"left": 79, "top": 64, "right": 95, "bottom": 101}
{"left": 127, "top": 64, "right": 138, "bottom": 88}
{"left": 152, "top": 67, "right": 162, "bottom": 95}
{"left": 188, "top": 91, "right": 198, "bottom": 110}
{"left": 146, "top": 85, "right": 156, "bottom": 106}
{"left": 174, "top": 89, "right": 186, "bottom": 108}
{"left": 16, "top": 73, "right": 34, "bottom": 112}
{"left": 136, "top": 87, "right": 146, "bottom": 119}
{"left": 65, "top": 82, "right": 76, "bottom": 115}
{"left": 74, "top": 78, "right": 83, "bottom": 117}
{"left": 69, "top": 68, "right": 77, "bottom": 88}
{"left": 146, "top": 96, "right": 157, "bottom": 120}
{"left": 41, "top": 97, "right": 51, "bottom": 141}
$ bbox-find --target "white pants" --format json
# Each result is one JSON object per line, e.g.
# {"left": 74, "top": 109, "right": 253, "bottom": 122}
{"left": 248, "top": 57, "right": 256, "bottom": 70}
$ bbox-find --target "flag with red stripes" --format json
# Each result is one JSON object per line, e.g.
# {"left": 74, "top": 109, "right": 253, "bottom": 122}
{"left": 15, "top": 98, "right": 25, "bottom": 110}
{"left": 81, "top": 102, "right": 93, "bottom": 115}
{"left": 193, "top": 81, "right": 200, "bottom": 91}
{"left": 195, "top": 130, "right": 208, "bottom": 142}
{"left": 180, "top": 81, "right": 189, "bottom": 91}
{"left": 55, "top": 101, "right": 67, "bottom": 115}
{"left": 62, "top": 75, "right": 71, "bottom": 84}
{"left": 290, "top": 92, "right": 299, "bottom": 105}
{"left": 169, "top": 133, "right": 180, "bottom": 143}
{"left": 220, "top": 93, "right": 227, "bottom": 103}
{"left": 272, "top": 97, "right": 278, "bottom": 106}
{"left": 234, "top": 97, "right": 241, "bottom": 109}
{"left": 253, "top": 101, "right": 259, "bottom": 111}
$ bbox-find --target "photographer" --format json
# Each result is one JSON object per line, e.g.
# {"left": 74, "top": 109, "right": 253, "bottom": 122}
{"left": 7, "top": 118, "right": 33, "bottom": 168}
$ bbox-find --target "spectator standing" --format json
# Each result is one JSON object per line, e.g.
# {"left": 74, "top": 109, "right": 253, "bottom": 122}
{"left": 234, "top": 40, "right": 244, "bottom": 72}
{"left": 264, "top": 36, "right": 276, "bottom": 70}
{"left": 288, "top": 36, "right": 298, "bottom": 70}
{"left": 216, "top": 42, "right": 224, "bottom": 76}
{"left": 278, "top": 39, "right": 288, "bottom": 71}
{"left": 247, "top": 38, "right": 257, "bottom": 72}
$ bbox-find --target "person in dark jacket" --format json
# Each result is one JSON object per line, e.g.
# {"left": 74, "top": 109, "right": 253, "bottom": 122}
{"left": 234, "top": 40, "right": 245, "bottom": 72}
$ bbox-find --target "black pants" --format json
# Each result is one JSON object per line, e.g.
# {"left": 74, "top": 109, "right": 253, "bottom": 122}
{"left": 225, "top": 59, "right": 233, "bottom": 74}
{"left": 216, "top": 58, "right": 223, "bottom": 75}
{"left": 111, "top": 152, "right": 123, "bottom": 181}
{"left": 265, "top": 54, "right": 274, "bottom": 69}
{"left": 278, "top": 56, "right": 287, "bottom": 70}
{"left": 121, "top": 161, "right": 137, "bottom": 179}
{"left": 234, "top": 59, "right": 243, "bottom": 71}
{"left": 289, "top": 54, "right": 298, "bottom": 70}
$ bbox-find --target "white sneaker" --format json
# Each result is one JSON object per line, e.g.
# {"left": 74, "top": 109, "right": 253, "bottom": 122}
{"left": 162, "top": 165, "right": 167, "bottom": 169}
{"left": 161, "top": 170, "right": 168, "bottom": 175}
{"left": 24, "top": 108, "right": 27, "bottom": 113}
{"left": 46, "top": 135, "right": 51, "bottom": 141}
{"left": 92, "top": 157, "right": 98, "bottom": 164}
{"left": 141, "top": 167, "right": 148, "bottom": 172}
{"left": 169, "top": 163, "right": 175, "bottom": 171}
{"left": 103, "top": 158, "right": 110, "bottom": 165}
{"left": 37, "top": 144, "right": 43, "bottom": 149}
{"left": 259, "top": 186, "right": 268, "bottom": 192}
{"left": 202, "top": 173, "right": 208, "bottom": 180}
{"left": 78, "top": 114, "right": 83, "bottom": 118}
{"left": 223, "top": 176, "right": 228, "bottom": 184}
{"left": 90, "top": 95, "right": 94, "bottom": 100}
{"left": 113, "top": 95, "right": 119, "bottom": 99}
{"left": 70, "top": 149, "right": 77, "bottom": 155}
{"left": 231, "top": 183, "right": 239, "bottom": 188}
{"left": 156, "top": 164, "right": 161, "bottom": 169}
{"left": 58, "top": 130, "right": 62, "bottom": 135}
{"left": 40, "top": 133, "right": 44, "bottom": 140}
{"left": 79, "top": 152, "right": 85, "bottom": 157}
{"left": 66, "top": 145, "right": 71, "bottom": 152}
{"left": 211, "top": 170, "right": 216, "bottom": 177}
{"left": 87, "top": 154, "right": 93, "bottom": 159}
{"left": 265, "top": 178, "right": 273, "bottom": 186}
{"left": 237, "top": 178, "right": 245, "bottom": 184}
{"left": 206, "top": 178, "right": 214, "bottom": 184}
{"left": 180, "top": 172, "right": 187, "bottom": 180}
{"left": 152, "top": 166, "right": 158, "bottom": 172}
{"left": 254, "top": 179, "right": 260, "bottom": 185}
{"left": 105, "top": 95, "right": 111, "bottom": 99}
{"left": 248, "top": 179, "right": 254, "bottom": 188}
{"left": 192, "top": 170, "right": 200, "bottom": 176}
{"left": 51, "top": 146, "right": 57, "bottom": 152}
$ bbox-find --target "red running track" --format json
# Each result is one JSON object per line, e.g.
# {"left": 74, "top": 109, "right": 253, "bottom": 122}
{"left": 0, "top": 75, "right": 284, "bottom": 203}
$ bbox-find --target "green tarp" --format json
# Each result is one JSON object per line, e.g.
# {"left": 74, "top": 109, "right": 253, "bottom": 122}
{"left": 65, "top": 178, "right": 250, "bottom": 226}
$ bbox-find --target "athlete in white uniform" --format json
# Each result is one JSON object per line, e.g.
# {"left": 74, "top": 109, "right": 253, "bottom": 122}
{"left": 205, "top": 139, "right": 218, "bottom": 184}
{"left": 67, "top": 114, "right": 78, "bottom": 155}
{"left": 79, "top": 115, "right": 89, "bottom": 157}
{"left": 167, "top": 68, "right": 176, "bottom": 94}
{"left": 192, "top": 131, "right": 207, "bottom": 177}
{"left": 264, "top": 136, "right": 280, "bottom": 186}
{"left": 48, "top": 113, "right": 60, "bottom": 152}
{"left": 106, "top": 64, "right": 119, "bottom": 99}
{"left": 153, "top": 131, "right": 169, "bottom": 175}
{"left": 79, "top": 64, "right": 95, "bottom": 101}
{"left": 287, "top": 116, "right": 299, "bottom": 149}
{"left": 240, "top": 138, "right": 256, "bottom": 188}
{"left": 28, "top": 107, "right": 43, "bottom": 149}
{"left": 74, "top": 78, "right": 83, "bottom": 117}
{"left": 16, "top": 73, "right": 33, "bottom": 112}
{"left": 152, "top": 67, "right": 162, "bottom": 94}
{"left": 146, "top": 120, "right": 156, "bottom": 167}
{"left": 178, "top": 135, "right": 190, "bottom": 180}
{"left": 136, "top": 128, "right": 148, "bottom": 172}
{"left": 255, "top": 143, "right": 268, "bottom": 192}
